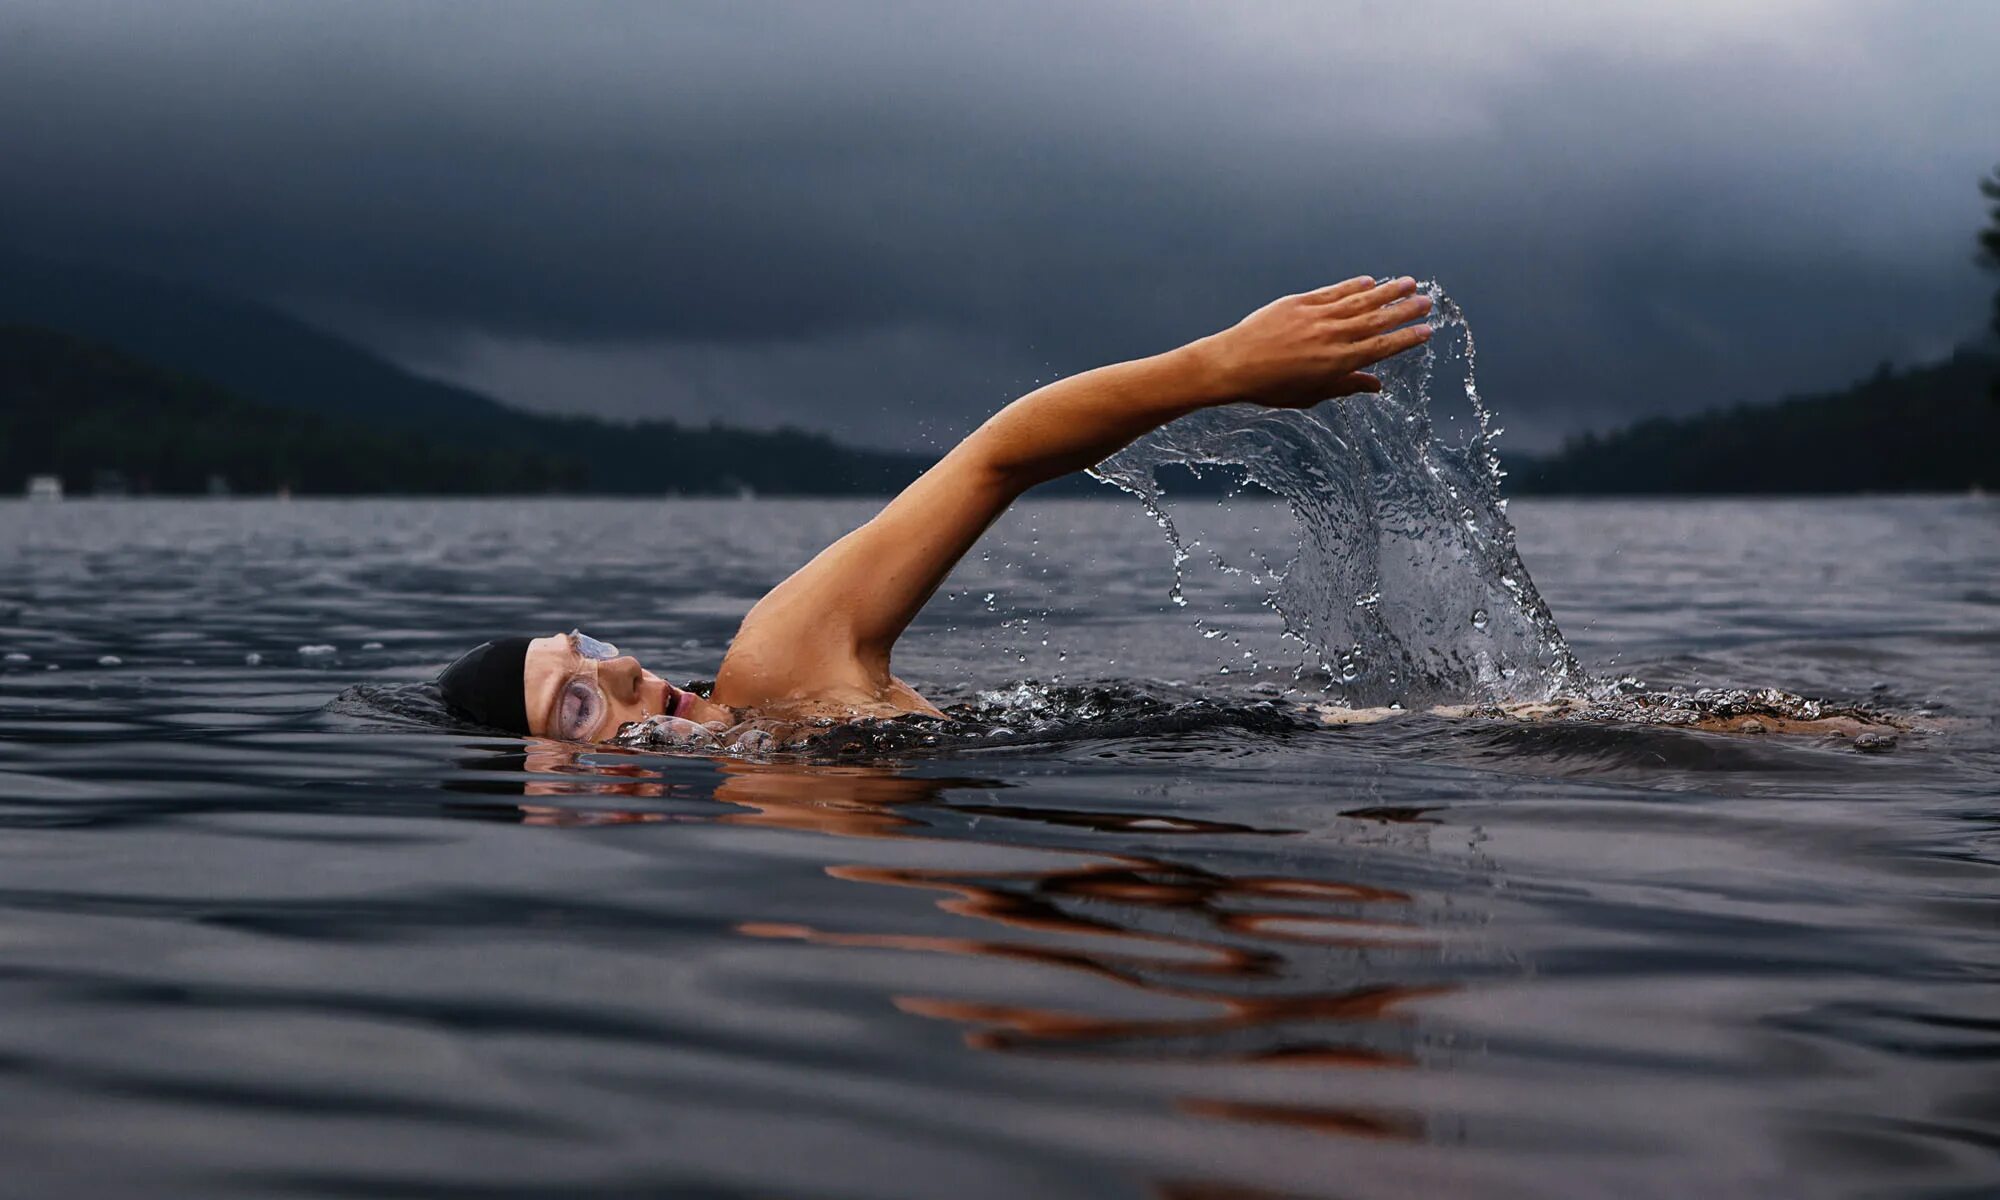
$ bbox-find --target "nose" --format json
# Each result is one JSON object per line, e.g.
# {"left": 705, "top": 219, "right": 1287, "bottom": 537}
{"left": 599, "top": 655, "right": 645, "bottom": 703}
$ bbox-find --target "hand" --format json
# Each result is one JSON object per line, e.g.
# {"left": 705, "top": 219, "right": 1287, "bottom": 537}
{"left": 1193, "top": 276, "right": 1433, "bottom": 409}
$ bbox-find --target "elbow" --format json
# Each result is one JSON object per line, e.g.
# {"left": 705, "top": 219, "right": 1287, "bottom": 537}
{"left": 951, "top": 434, "right": 1042, "bottom": 498}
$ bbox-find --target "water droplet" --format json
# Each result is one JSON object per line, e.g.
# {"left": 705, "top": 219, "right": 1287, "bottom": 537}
{"left": 97, "top": 655, "right": 122, "bottom": 666}
{"left": 244, "top": 652, "right": 262, "bottom": 666}
{"left": 1471, "top": 608, "right": 1489, "bottom": 631}
{"left": 3, "top": 652, "right": 28, "bottom": 663}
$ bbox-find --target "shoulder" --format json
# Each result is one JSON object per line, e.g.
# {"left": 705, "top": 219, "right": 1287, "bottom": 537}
{"left": 708, "top": 596, "right": 854, "bottom": 710}
{"left": 711, "top": 605, "right": 940, "bottom": 719}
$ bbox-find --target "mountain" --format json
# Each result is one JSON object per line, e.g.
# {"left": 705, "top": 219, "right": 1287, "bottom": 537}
{"left": 1511, "top": 349, "right": 1999, "bottom": 494}
{"left": 0, "top": 251, "right": 930, "bottom": 494}
{"left": 0, "top": 252, "right": 509, "bottom": 431}
{"left": 0, "top": 326, "right": 578, "bottom": 495}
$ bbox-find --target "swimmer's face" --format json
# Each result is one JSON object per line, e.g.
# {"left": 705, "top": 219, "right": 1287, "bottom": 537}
{"left": 522, "top": 632, "right": 687, "bottom": 742}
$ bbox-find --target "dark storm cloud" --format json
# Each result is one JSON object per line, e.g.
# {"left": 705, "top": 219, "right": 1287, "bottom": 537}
{"left": 2, "top": 0, "right": 1995, "bottom": 448}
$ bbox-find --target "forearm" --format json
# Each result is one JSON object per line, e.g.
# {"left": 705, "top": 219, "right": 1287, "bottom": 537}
{"left": 961, "top": 339, "right": 1232, "bottom": 490}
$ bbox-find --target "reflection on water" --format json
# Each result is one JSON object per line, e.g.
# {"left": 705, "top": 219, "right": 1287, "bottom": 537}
{"left": 521, "top": 742, "right": 1456, "bottom": 1147}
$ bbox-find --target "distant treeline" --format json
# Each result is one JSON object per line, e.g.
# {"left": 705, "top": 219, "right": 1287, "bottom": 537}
{"left": 0, "top": 252, "right": 934, "bottom": 497}
{"left": 0, "top": 326, "right": 934, "bottom": 497}
{"left": 483, "top": 412, "right": 929, "bottom": 496}
{"left": 1512, "top": 349, "right": 1998, "bottom": 494}
{"left": 4, "top": 248, "right": 1997, "bottom": 499}
{"left": 0, "top": 327, "right": 581, "bottom": 495}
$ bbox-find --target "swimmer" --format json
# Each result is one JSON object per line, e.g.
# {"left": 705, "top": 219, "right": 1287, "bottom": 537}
{"left": 437, "top": 276, "right": 1436, "bottom": 740}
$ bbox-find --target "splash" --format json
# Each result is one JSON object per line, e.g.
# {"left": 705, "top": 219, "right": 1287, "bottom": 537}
{"left": 1089, "top": 283, "right": 1581, "bottom": 708}
{"left": 605, "top": 681, "right": 1309, "bottom": 760}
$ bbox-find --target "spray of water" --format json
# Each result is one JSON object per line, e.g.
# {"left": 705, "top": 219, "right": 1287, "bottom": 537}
{"left": 1089, "top": 282, "right": 1581, "bottom": 708}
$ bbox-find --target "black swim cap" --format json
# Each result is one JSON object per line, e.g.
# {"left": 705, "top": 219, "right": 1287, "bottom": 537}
{"left": 436, "top": 637, "right": 534, "bottom": 734}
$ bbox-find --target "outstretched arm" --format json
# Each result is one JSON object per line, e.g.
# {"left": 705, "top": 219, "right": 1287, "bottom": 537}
{"left": 717, "top": 276, "right": 1432, "bottom": 696}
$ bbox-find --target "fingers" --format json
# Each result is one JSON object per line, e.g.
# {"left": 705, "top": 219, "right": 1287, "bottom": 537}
{"left": 1357, "top": 323, "right": 1432, "bottom": 362}
{"left": 1316, "top": 372, "right": 1382, "bottom": 401}
{"left": 1324, "top": 275, "right": 1419, "bottom": 317}
{"left": 1303, "top": 276, "right": 1377, "bottom": 304}
{"left": 1351, "top": 293, "right": 1432, "bottom": 334}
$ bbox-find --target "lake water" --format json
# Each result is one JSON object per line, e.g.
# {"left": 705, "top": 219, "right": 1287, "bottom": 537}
{"left": 0, "top": 495, "right": 1995, "bottom": 1199}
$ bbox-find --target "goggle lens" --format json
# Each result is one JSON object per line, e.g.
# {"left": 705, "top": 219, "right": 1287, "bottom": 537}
{"left": 570, "top": 630, "right": 620, "bottom": 661}
{"left": 556, "top": 678, "right": 604, "bottom": 740}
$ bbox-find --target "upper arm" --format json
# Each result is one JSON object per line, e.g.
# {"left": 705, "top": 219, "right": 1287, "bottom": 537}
{"left": 731, "top": 442, "right": 1020, "bottom": 671}
{"left": 713, "top": 341, "right": 1226, "bottom": 698}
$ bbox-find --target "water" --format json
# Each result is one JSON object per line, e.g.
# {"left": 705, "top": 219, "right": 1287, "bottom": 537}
{"left": 1, "top": 494, "right": 1996, "bottom": 1199}
{"left": 1093, "top": 285, "right": 1578, "bottom": 707}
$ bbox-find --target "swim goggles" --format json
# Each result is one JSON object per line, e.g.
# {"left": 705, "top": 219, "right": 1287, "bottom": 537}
{"left": 549, "top": 629, "right": 659, "bottom": 741}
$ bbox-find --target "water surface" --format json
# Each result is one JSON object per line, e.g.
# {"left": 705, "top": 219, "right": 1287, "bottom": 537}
{"left": 1, "top": 495, "right": 1995, "bottom": 1199}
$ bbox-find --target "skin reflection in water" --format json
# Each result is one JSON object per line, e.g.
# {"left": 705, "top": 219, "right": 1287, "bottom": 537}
{"left": 503, "top": 742, "right": 1459, "bottom": 1146}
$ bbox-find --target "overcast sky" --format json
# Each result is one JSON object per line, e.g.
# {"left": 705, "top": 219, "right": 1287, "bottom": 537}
{"left": 3, "top": 1, "right": 1995, "bottom": 450}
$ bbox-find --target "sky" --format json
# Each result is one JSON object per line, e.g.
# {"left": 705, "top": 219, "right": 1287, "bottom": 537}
{"left": 2, "top": 0, "right": 1995, "bottom": 451}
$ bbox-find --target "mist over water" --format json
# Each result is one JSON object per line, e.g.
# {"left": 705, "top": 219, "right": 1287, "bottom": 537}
{"left": 1092, "top": 285, "right": 1580, "bottom": 708}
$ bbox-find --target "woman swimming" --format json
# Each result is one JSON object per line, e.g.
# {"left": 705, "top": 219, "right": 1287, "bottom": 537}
{"left": 435, "top": 276, "right": 1436, "bottom": 741}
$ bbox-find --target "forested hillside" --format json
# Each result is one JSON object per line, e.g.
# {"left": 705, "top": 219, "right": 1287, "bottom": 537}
{"left": 1513, "top": 349, "right": 1997, "bottom": 494}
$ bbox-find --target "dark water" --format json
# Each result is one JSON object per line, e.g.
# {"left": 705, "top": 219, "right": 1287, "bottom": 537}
{"left": 1, "top": 495, "right": 1996, "bottom": 1199}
